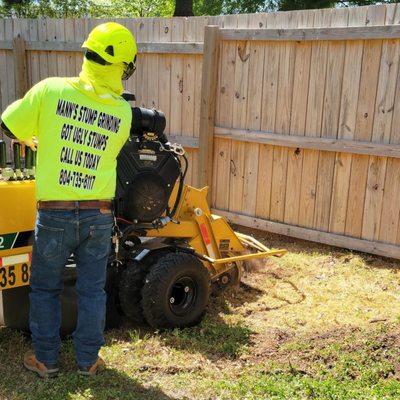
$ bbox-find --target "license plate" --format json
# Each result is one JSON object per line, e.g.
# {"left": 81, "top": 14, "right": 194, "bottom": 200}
{"left": 0, "top": 253, "right": 31, "bottom": 290}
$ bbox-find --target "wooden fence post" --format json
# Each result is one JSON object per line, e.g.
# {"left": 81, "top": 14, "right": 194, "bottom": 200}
{"left": 198, "top": 25, "right": 220, "bottom": 202}
{"left": 13, "top": 35, "right": 28, "bottom": 99}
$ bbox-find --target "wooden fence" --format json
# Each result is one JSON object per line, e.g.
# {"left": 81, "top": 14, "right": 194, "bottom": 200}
{"left": 1, "top": 4, "right": 400, "bottom": 259}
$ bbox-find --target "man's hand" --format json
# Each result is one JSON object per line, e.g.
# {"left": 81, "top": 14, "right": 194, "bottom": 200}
{"left": 23, "top": 137, "right": 38, "bottom": 151}
{"left": 11, "top": 137, "right": 38, "bottom": 155}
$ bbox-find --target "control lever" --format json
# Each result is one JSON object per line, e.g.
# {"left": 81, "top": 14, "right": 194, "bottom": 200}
{"left": 13, "top": 142, "right": 23, "bottom": 180}
{"left": 25, "top": 147, "right": 35, "bottom": 179}
{"left": 0, "top": 140, "right": 14, "bottom": 181}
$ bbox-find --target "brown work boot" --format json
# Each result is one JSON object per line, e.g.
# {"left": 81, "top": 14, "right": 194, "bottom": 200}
{"left": 23, "top": 350, "right": 59, "bottom": 378}
{"left": 78, "top": 357, "right": 106, "bottom": 376}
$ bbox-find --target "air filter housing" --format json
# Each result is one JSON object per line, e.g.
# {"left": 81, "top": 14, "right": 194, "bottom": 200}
{"left": 115, "top": 139, "right": 181, "bottom": 223}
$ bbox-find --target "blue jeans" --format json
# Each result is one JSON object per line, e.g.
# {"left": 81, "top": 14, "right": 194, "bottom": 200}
{"left": 29, "top": 208, "right": 114, "bottom": 368}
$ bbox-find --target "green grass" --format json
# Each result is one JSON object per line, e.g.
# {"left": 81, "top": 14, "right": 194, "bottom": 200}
{"left": 1, "top": 318, "right": 400, "bottom": 400}
{"left": 1, "top": 228, "right": 400, "bottom": 399}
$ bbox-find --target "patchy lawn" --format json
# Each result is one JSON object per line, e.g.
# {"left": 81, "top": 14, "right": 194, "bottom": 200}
{"left": 1, "top": 227, "right": 400, "bottom": 399}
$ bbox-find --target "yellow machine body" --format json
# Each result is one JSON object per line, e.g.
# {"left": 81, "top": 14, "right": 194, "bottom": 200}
{"left": 0, "top": 181, "right": 35, "bottom": 292}
{"left": 0, "top": 180, "right": 286, "bottom": 293}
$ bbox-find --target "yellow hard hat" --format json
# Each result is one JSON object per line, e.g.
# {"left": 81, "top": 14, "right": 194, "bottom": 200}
{"left": 82, "top": 22, "right": 137, "bottom": 66}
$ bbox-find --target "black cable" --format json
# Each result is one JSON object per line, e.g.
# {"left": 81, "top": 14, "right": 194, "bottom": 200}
{"left": 181, "top": 153, "right": 189, "bottom": 180}
{"left": 167, "top": 153, "right": 188, "bottom": 220}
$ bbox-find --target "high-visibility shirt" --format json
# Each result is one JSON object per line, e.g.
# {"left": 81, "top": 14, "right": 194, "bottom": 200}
{"left": 1, "top": 77, "right": 132, "bottom": 201}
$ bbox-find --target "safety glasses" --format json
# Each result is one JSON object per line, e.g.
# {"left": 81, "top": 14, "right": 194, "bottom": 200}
{"left": 122, "top": 55, "right": 137, "bottom": 81}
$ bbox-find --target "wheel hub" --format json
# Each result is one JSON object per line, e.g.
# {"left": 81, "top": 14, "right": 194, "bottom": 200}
{"left": 168, "top": 276, "right": 197, "bottom": 316}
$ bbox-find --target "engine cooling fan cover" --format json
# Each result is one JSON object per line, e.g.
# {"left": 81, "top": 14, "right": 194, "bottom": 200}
{"left": 124, "top": 171, "right": 169, "bottom": 222}
{"left": 115, "top": 139, "right": 181, "bottom": 223}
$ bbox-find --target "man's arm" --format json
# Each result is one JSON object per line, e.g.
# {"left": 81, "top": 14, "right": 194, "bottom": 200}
{"left": 1, "top": 119, "right": 37, "bottom": 151}
{"left": 0, "top": 79, "right": 48, "bottom": 150}
{"left": 1, "top": 78, "right": 47, "bottom": 146}
{"left": 0, "top": 120, "right": 17, "bottom": 140}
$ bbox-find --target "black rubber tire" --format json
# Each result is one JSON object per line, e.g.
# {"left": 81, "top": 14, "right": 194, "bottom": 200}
{"left": 141, "top": 252, "right": 211, "bottom": 329}
{"left": 118, "top": 260, "right": 147, "bottom": 325}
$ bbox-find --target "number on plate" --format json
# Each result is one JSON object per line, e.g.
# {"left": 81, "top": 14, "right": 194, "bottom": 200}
{"left": 0, "top": 263, "right": 31, "bottom": 289}
{"left": 22, "top": 263, "right": 29, "bottom": 283}
{"left": 8, "top": 265, "right": 16, "bottom": 285}
{"left": 0, "top": 267, "right": 6, "bottom": 287}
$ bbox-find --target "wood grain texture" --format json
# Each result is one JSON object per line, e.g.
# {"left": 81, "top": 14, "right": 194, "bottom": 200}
{"left": 213, "top": 14, "right": 238, "bottom": 210}
{"left": 12, "top": 36, "right": 28, "bottom": 99}
{"left": 220, "top": 24, "right": 400, "bottom": 41}
{"left": 0, "top": 40, "right": 204, "bottom": 53}
{"left": 0, "top": 21, "right": 8, "bottom": 112}
{"left": 158, "top": 18, "right": 172, "bottom": 135}
{"left": 313, "top": 8, "right": 348, "bottom": 232}
{"left": 214, "top": 127, "right": 400, "bottom": 158}
{"left": 256, "top": 13, "right": 281, "bottom": 220}
{"left": 329, "top": 7, "right": 367, "bottom": 235}
{"left": 181, "top": 17, "right": 197, "bottom": 186}
{"left": 241, "top": 14, "right": 266, "bottom": 217}
{"left": 136, "top": 19, "right": 150, "bottom": 109}
{"left": 229, "top": 14, "right": 249, "bottom": 214}
{"left": 27, "top": 19, "right": 39, "bottom": 86}
{"left": 214, "top": 208, "right": 400, "bottom": 260}
{"left": 345, "top": 5, "right": 386, "bottom": 238}
{"left": 298, "top": 9, "right": 332, "bottom": 229}
{"left": 362, "top": 4, "right": 400, "bottom": 242}
{"left": 4, "top": 19, "right": 15, "bottom": 105}
{"left": 198, "top": 25, "right": 220, "bottom": 198}
{"left": 284, "top": 10, "right": 315, "bottom": 226}
{"left": 269, "top": 12, "right": 296, "bottom": 223}
{"left": 192, "top": 16, "right": 208, "bottom": 188}
{"left": 169, "top": 19, "right": 184, "bottom": 149}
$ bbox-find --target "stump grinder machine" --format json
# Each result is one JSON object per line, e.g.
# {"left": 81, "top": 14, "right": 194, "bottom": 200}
{"left": 0, "top": 101, "right": 286, "bottom": 334}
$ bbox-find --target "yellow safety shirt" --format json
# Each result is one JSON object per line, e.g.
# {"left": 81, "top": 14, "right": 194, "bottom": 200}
{"left": 1, "top": 77, "right": 132, "bottom": 201}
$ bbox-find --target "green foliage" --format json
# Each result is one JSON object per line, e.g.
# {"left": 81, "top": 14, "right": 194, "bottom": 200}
{"left": 193, "top": 0, "right": 223, "bottom": 16}
{"left": 222, "top": 0, "right": 267, "bottom": 14}
{"left": 0, "top": 0, "right": 399, "bottom": 18}
{"left": 93, "top": 0, "right": 174, "bottom": 18}
{"left": 194, "top": 0, "right": 398, "bottom": 15}
{"left": 279, "top": 0, "right": 335, "bottom": 11}
{"left": 0, "top": 0, "right": 174, "bottom": 18}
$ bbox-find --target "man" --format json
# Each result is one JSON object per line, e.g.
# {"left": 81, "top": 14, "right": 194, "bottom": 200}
{"left": 0, "top": 22, "right": 137, "bottom": 378}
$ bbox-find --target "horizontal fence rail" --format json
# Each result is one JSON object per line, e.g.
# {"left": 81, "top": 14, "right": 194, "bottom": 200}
{"left": 220, "top": 24, "right": 400, "bottom": 41}
{"left": 0, "top": 40, "right": 204, "bottom": 54}
{"left": 214, "top": 127, "right": 400, "bottom": 158}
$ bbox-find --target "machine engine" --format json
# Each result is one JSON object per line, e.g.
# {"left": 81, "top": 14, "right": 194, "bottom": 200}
{"left": 114, "top": 107, "right": 186, "bottom": 225}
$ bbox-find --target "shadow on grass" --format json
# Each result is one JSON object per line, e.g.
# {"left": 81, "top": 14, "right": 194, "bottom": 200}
{"left": 162, "top": 313, "right": 253, "bottom": 360}
{"left": 99, "top": 283, "right": 259, "bottom": 362}
{"left": 0, "top": 328, "right": 173, "bottom": 400}
{"left": 158, "top": 291, "right": 254, "bottom": 361}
